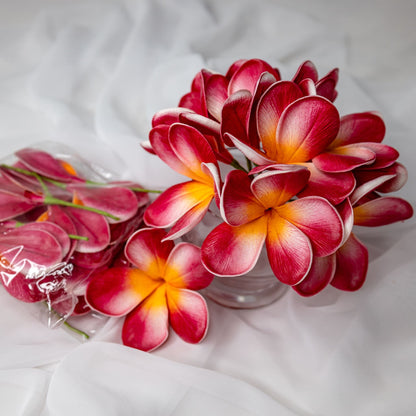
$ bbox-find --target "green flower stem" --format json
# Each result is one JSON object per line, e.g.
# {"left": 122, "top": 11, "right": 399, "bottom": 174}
{"left": 63, "top": 320, "right": 90, "bottom": 340}
{"left": 130, "top": 187, "right": 162, "bottom": 194}
{"left": 230, "top": 158, "right": 248, "bottom": 172}
{"left": 68, "top": 234, "right": 89, "bottom": 241}
{"left": 1, "top": 164, "right": 67, "bottom": 189}
{"left": 42, "top": 196, "right": 120, "bottom": 221}
{"left": 246, "top": 157, "right": 253, "bottom": 172}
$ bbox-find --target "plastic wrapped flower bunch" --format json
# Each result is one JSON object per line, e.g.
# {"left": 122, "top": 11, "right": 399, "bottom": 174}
{"left": 0, "top": 146, "right": 150, "bottom": 333}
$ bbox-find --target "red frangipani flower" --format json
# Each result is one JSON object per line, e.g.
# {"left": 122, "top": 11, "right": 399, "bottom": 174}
{"left": 144, "top": 123, "right": 221, "bottom": 240}
{"left": 201, "top": 165, "right": 344, "bottom": 285}
{"left": 86, "top": 228, "right": 213, "bottom": 351}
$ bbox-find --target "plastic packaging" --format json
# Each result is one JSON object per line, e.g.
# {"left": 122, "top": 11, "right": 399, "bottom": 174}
{"left": 0, "top": 142, "right": 149, "bottom": 339}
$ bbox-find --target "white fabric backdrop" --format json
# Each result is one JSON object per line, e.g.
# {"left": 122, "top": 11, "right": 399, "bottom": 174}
{"left": 0, "top": 0, "right": 415, "bottom": 415}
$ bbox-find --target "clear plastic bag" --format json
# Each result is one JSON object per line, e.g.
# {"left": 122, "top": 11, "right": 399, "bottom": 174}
{"left": 0, "top": 142, "right": 149, "bottom": 340}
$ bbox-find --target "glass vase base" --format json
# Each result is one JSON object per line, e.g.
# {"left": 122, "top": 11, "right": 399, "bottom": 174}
{"left": 204, "top": 275, "right": 288, "bottom": 309}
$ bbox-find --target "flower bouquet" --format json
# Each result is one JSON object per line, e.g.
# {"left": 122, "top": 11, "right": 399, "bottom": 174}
{"left": 1, "top": 59, "right": 413, "bottom": 352}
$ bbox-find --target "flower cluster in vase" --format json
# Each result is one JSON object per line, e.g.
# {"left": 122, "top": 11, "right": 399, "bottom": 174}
{"left": 0, "top": 59, "right": 413, "bottom": 352}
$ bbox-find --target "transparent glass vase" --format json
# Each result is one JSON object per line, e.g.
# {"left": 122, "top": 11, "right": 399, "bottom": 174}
{"left": 183, "top": 208, "right": 288, "bottom": 309}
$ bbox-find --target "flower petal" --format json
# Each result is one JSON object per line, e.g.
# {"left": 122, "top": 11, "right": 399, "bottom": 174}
{"left": 163, "top": 195, "right": 212, "bottom": 240}
{"left": 357, "top": 142, "right": 399, "bottom": 170}
{"left": 331, "top": 112, "right": 386, "bottom": 147}
{"left": 277, "top": 197, "right": 343, "bottom": 257}
{"left": 331, "top": 234, "right": 368, "bottom": 291}
{"left": 292, "top": 60, "right": 318, "bottom": 84}
{"left": 151, "top": 107, "right": 193, "bottom": 127}
{"left": 225, "top": 133, "right": 275, "bottom": 166}
{"left": 71, "top": 185, "right": 139, "bottom": 223}
{"left": 266, "top": 211, "right": 312, "bottom": 285}
{"left": 0, "top": 189, "right": 38, "bottom": 221}
{"left": 221, "top": 90, "right": 252, "bottom": 146}
{"left": 355, "top": 162, "right": 408, "bottom": 193}
{"left": 64, "top": 207, "right": 111, "bottom": 253}
{"left": 228, "top": 59, "right": 280, "bottom": 96}
{"left": 336, "top": 198, "right": 354, "bottom": 244}
{"left": 124, "top": 228, "right": 174, "bottom": 279}
{"left": 297, "top": 163, "right": 355, "bottom": 205}
{"left": 86, "top": 267, "right": 159, "bottom": 317}
{"left": 201, "top": 217, "right": 267, "bottom": 276}
{"left": 205, "top": 73, "right": 229, "bottom": 121}
{"left": 122, "top": 285, "right": 169, "bottom": 352}
{"left": 349, "top": 174, "right": 396, "bottom": 206}
{"left": 167, "top": 287, "right": 208, "bottom": 344}
{"left": 353, "top": 197, "right": 413, "bottom": 226}
{"left": 312, "top": 145, "right": 376, "bottom": 172}
{"left": 0, "top": 226, "right": 63, "bottom": 280}
{"left": 256, "top": 81, "right": 303, "bottom": 158}
{"left": 251, "top": 165, "right": 310, "bottom": 208}
{"left": 149, "top": 125, "right": 195, "bottom": 179}
{"left": 316, "top": 68, "right": 339, "bottom": 102}
{"left": 220, "top": 170, "right": 265, "bottom": 226}
{"left": 0, "top": 268, "right": 46, "bottom": 303}
{"left": 144, "top": 181, "right": 214, "bottom": 229}
{"left": 275, "top": 96, "right": 340, "bottom": 163}
{"left": 293, "top": 254, "right": 336, "bottom": 296}
{"left": 164, "top": 243, "right": 213, "bottom": 289}
{"left": 15, "top": 148, "right": 77, "bottom": 182}
{"left": 169, "top": 123, "right": 218, "bottom": 182}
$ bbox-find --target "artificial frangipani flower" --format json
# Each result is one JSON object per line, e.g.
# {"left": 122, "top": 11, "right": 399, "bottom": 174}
{"left": 86, "top": 228, "right": 213, "bottom": 351}
{"left": 143, "top": 58, "right": 413, "bottom": 300}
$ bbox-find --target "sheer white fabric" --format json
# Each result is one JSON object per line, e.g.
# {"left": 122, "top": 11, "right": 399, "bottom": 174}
{"left": 0, "top": 1, "right": 415, "bottom": 415}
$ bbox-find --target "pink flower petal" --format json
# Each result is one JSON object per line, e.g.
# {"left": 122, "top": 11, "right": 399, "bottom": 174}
{"left": 15, "top": 148, "right": 77, "bottom": 182}
{"left": 144, "top": 181, "right": 214, "bottom": 230}
{"left": 336, "top": 198, "right": 354, "bottom": 244}
{"left": 221, "top": 90, "right": 252, "bottom": 146}
{"left": 256, "top": 81, "right": 303, "bottom": 158}
{"left": 331, "top": 112, "right": 386, "bottom": 147}
{"left": 149, "top": 125, "right": 195, "bottom": 179}
{"left": 292, "top": 60, "right": 319, "bottom": 84}
{"left": 357, "top": 142, "right": 399, "bottom": 170}
{"left": 0, "top": 189, "right": 38, "bottom": 221}
{"left": 293, "top": 254, "right": 336, "bottom": 296}
{"left": 331, "top": 234, "right": 368, "bottom": 291}
{"left": 266, "top": 211, "right": 312, "bottom": 285}
{"left": 71, "top": 185, "right": 139, "bottom": 224}
{"left": 21, "top": 221, "right": 71, "bottom": 260}
{"left": 205, "top": 73, "right": 229, "bottom": 121}
{"left": 251, "top": 165, "right": 310, "bottom": 208}
{"left": 349, "top": 174, "right": 396, "bottom": 206}
{"left": 220, "top": 170, "right": 266, "bottom": 226}
{"left": 201, "top": 217, "right": 268, "bottom": 276}
{"left": 169, "top": 123, "right": 218, "bottom": 182}
{"left": 164, "top": 243, "right": 213, "bottom": 289}
{"left": 353, "top": 197, "right": 413, "bottom": 226}
{"left": 316, "top": 68, "right": 339, "bottom": 102}
{"left": 277, "top": 197, "right": 343, "bottom": 257}
{"left": 167, "top": 287, "right": 208, "bottom": 344}
{"left": 0, "top": 268, "right": 46, "bottom": 303}
{"left": 64, "top": 207, "right": 111, "bottom": 253}
{"left": 178, "top": 112, "right": 221, "bottom": 138}
{"left": 355, "top": 162, "right": 408, "bottom": 193}
{"left": 122, "top": 285, "right": 169, "bottom": 352}
{"left": 297, "top": 163, "right": 355, "bottom": 205}
{"left": 86, "top": 266, "right": 159, "bottom": 317}
{"left": 225, "top": 133, "right": 275, "bottom": 166}
{"left": 298, "top": 78, "right": 317, "bottom": 96}
{"left": 312, "top": 145, "right": 376, "bottom": 172}
{"left": 151, "top": 107, "right": 193, "bottom": 127}
{"left": 163, "top": 195, "right": 212, "bottom": 240}
{"left": 275, "top": 96, "right": 340, "bottom": 163}
{"left": 124, "top": 228, "right": 174, "bottom": 279}
{"left": 228, "top": 59, "right": 280, "bottom": 96}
